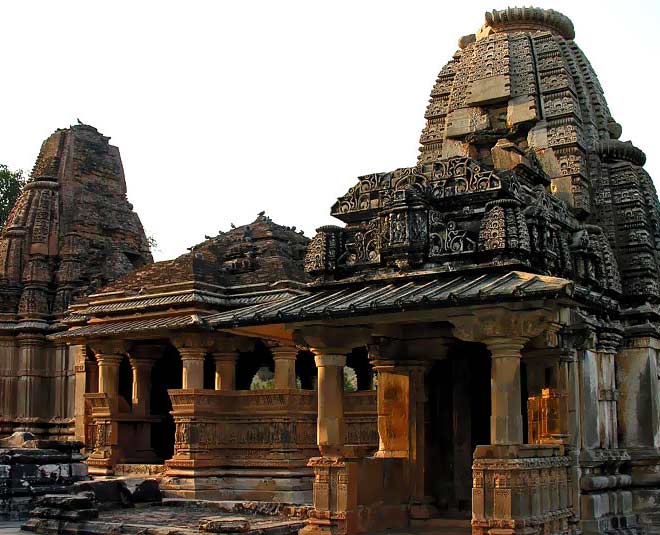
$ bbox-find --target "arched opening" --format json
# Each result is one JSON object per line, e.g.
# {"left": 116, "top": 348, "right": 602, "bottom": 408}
{"left": 150, "top": 343, "right": 181, "bottom": 461}
{"left": 250, "top": 366, "right": 274, "bottom": 390}
{"left": 426, "top": 340, "right": 490, "bottom": 516}
{"left": 235, "top": 341, "right": 273, "bottom": 390}
{"left": 346, "top": 346, "right": 374, "bottom": 390}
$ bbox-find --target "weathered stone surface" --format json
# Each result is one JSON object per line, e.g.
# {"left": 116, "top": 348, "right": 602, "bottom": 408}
{"left": 33, "top": 492, "right": 95, "bottom": 510}
{"left": 30, "top": 506, "right": 99, "bottom": 520}
{"left": 445, "top": 107, "right": 490, "bottom": 138}
{"left": 121, "top": 477, "right": 162, "bottom": 503}
{"left": 200, "top": 516, "right": 251, "bottom": 533}
{"left": 506, "top": 95, "right": 537, "bottom": 126}
{"left": 0, "top": 432, "right": 36, "bottom": 448}
{"left": 466, "top": 74, "right": 511, "bottom": 105}
{"left": 0, "top": 440, "right": 89, "bottom": 521}
{"left": 71, "top": 480, "right": 132, "bottom": 508}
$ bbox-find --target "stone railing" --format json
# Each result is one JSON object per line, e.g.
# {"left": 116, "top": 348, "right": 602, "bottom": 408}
{"left": 472, "top": 444, "right": 575, "bottom": 535}
{"left": 166, "top": 389, "right": 378, "bottom": 474}
{"left": 345, "top": 390, "right": 378, "bottom": 449}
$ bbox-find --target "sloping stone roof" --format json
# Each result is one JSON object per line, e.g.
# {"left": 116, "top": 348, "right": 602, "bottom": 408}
{"left": 205, "top": 271, "right": 573, "bottom": 328}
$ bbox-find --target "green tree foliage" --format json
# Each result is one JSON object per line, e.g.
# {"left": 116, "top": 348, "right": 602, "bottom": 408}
{"left": 0, "top": 164, "right": 26, "bottom": 230}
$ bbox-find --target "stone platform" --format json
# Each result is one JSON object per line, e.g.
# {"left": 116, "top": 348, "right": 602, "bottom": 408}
{"left": 21, "top": 499, "right": 308, "bottom": 535}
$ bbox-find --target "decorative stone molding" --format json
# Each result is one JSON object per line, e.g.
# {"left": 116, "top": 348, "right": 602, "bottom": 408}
{"left": 597, "top": 139, "right": 646, "bottom": 167}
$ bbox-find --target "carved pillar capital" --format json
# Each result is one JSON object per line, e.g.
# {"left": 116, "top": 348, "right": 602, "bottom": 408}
{"left": 451, "top": 308, "right": 555, "bottom": 344}
{"left": 211, "top": 351, "right": 238, "bottom": 362}
{"left": 128, "top": 343, "right": 163, "bottom": 362}
{"left": 482, "top": 337, "right": 527, "bottom": 358}
{"left": 89, "top": 339, "right": 130, "bottom": 358}
{"left": 170, "top": 332, "right": 216, "bottom": 352}
{"left": 596, "top": 330, "right": 623, "bottom": 353}
{"left": 314, "top": 354, "right": 346, "bottom": 368}
{"left": 212, "top": 335, "right": 255, "bottom": 354}
{"left": 296, "top": 325, "right": 370, "bottom": 354}
{"left": 177, "top": 347, "right": 207, "bottom": 361}
{"left": 562, "top": 322, "right": 597, "bottom": 351}
{"left": 94, "top": 353, "right": 123, "bottom": 369}
{"left": 271, "top": 345, "right": 299, "bottom": 360}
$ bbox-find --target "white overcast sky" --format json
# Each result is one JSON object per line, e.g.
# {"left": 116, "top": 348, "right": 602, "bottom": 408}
{"left": 1, "top": 0, "right": 658, "bottom": 261}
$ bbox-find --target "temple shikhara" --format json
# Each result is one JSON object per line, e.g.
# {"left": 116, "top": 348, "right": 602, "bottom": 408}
{"left": 1, "top": 6, "right": 659, "bottom": 535}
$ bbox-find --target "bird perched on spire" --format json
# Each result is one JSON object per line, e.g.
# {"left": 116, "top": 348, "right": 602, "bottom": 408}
{"left": 76, "top": 118, "right": 84, "bottom": 125}
{"left": 230, "top": 223, "right": 236, "bottom": 229}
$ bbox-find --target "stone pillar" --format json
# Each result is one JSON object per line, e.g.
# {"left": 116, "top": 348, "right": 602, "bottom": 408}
{"left": 87, "top": 340, "right": 129, "bottom": 474}
{"left": 127, "top": 344, "right": 161, "bottom": 462}
{"left": 484, "top": 337, "right": 525, "bottom": 445}
{"left": 616, "top": 330, "right": 660, "bottom": 532}
{"left": 72, "top": 345, "right": 88, "bottom": 445}
{"left": 97, "top": 355, "right": 122, "bottom": 396}
{"left": 180, "top": 349, "right": 205, "bottom": 389}
{"left": 314, "top": 353, "right": 346, "bottom": 454}
{"left": 273, "top": 345, "right": 299, "bottom": 389}
{"left": 131, "top": 359, "right": 153, "bottom": 416}
{"left": 596, "top": 332, "right": 621, "bottom": 450}
{"left": 172, "top": 334, "right": 215, "bottom": 390}
{"left": 213, "top": 352, "right": 237, "bottom": 391}
{"left": 453, "top": 309, "right": 554, "bottom": 446}
{"left": 616, "top": 333, "right": 660, "bottom": 450}
{"left": 90, "top": 340, "right": 129, "bottom": 409}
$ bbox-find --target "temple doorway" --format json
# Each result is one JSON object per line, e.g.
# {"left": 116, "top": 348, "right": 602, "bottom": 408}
{"left": 426, "top": 341, "right": 490, "bottom": 515}
{"left": 150, "top": 343, "right": 182, "bottom": 461}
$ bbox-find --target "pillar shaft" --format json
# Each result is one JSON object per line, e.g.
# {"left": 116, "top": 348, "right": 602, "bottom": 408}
{"left": 616, "top": 337, "right": 660, "bottom": 449}
{"left": 130, "top": 358, "right": 155, "bottom": 416}
{"left": 16, "top": 334, "right": 47, "bottom": 421}
{"left": 486, "top": 337, "right": 525, "bottom": 445}
{"left": 213, "top": 353, "right": 237, "bottom": 391}
{"left": 179, "top": 348, "right": 206, "bottom": 389}
{"left": 97, "top": 354, "right": 123, "bottom": 395}
{"left": 315, "top": 353, "right": 346, "bottom": 454}
{"left": 273, "top": 347, "right": 298, "bottom": 389}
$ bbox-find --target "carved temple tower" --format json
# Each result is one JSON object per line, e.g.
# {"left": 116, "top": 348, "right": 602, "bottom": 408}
{"left": 0, "top": 124, "right": 152, "bottom": 439}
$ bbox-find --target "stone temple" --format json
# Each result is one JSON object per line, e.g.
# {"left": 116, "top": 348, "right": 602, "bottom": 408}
{"left": 2, "top": 6, "right": 660, "bottom": 535}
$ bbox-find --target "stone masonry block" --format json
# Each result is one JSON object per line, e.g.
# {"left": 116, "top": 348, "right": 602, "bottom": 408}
{"left": 466, "top": 75, "right": 511, "bottom": 105}
{"left": 446, "top": 107, "right": 490, "bottom": 138}
{"left": 507, "top": 95, "right": 538, "bottom": 126}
